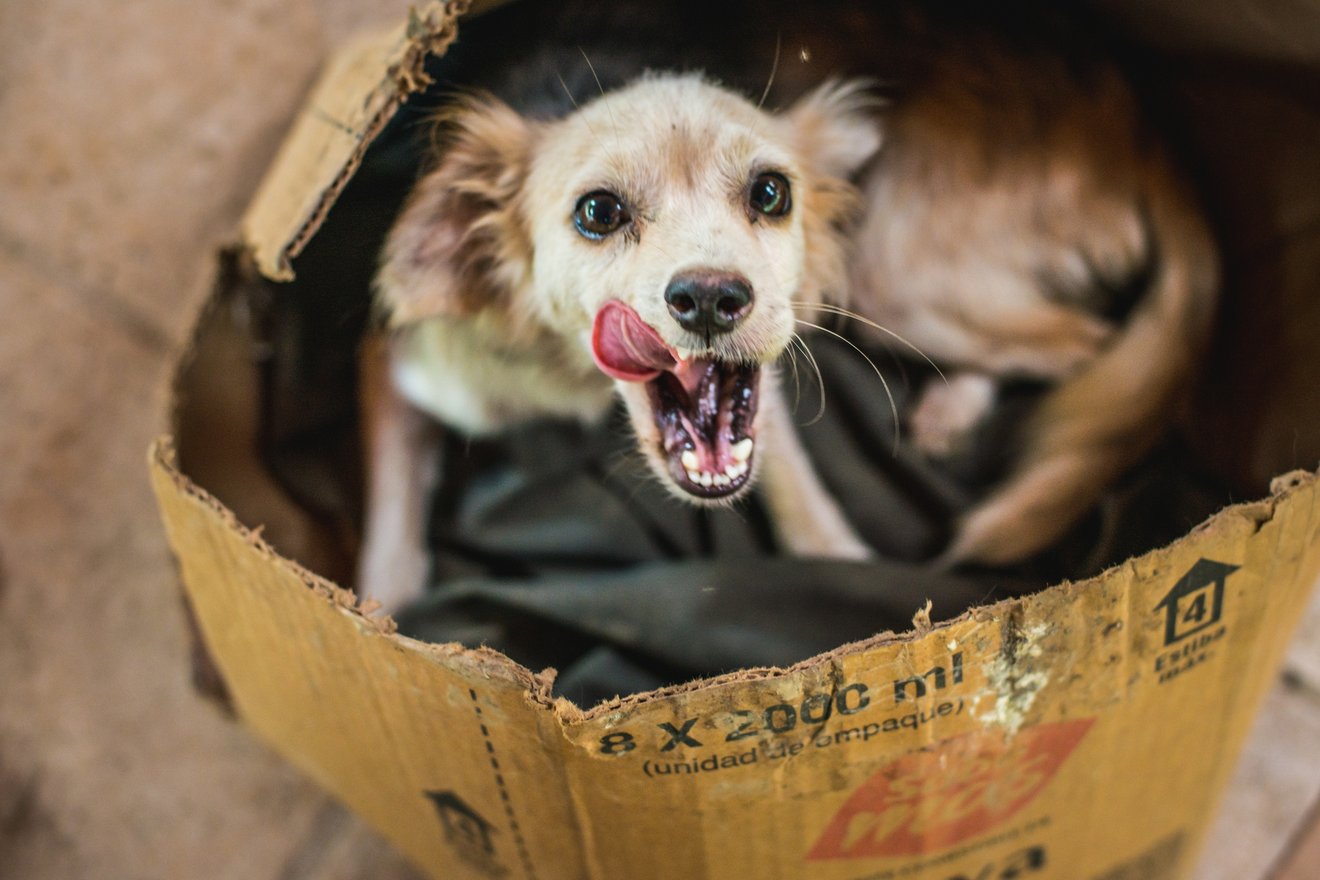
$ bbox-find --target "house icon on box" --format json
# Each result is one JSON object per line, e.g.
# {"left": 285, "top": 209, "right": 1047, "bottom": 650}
{"left": 426, "top": 789, "right": 501, "bottom": 872}
{"left": 1155, "top": 559, "right": 1239, "bottom": 646}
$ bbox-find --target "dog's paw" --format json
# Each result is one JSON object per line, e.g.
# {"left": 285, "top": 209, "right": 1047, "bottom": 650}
{"left": 780, "top": 524, "right": 875, "bottom": 561}
{"left": 909, "top": 372, "right": 997, "bottom": 457}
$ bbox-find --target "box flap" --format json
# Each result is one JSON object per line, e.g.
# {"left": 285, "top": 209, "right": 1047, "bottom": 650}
{"left": 239, "top": 0, "right": 470, "bottom": 281}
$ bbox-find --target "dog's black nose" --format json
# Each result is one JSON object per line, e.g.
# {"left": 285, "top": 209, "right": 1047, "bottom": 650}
{"left": 664, "top": 271, "right": 754, "bottom": 336}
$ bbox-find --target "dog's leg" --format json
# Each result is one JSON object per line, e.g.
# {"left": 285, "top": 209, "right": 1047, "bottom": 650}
{"left": 357, "top": 333, "right": 442, "bottom": 615}
{"left": 757, "top": 372, "right": 873, "bottom": 560}
{"left": 910, "top": 371, "right": 998, "bottom": 457}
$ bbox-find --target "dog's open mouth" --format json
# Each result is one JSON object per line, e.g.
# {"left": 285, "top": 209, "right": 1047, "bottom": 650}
{"left": 592, "top": 301, "right": 760, "bottom": 500}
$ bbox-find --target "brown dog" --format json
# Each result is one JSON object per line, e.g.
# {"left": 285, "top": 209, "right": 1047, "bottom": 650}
{"left": 843, "top": 19, "right": 1219, "bottom": 565}
{"left": 742, "top": 2, "right": 1220, "bottom": 566}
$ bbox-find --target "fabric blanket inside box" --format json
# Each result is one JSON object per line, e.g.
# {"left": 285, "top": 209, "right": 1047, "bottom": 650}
{"left": 251, "top": 0, "right": 1232, "bottom": 708}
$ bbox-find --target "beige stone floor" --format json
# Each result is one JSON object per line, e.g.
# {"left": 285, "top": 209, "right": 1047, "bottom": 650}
{"left": 0, "top": 1, "right": 1316, "bottom": 878}
{"left": 0, "top": 1, "right": 424, "bottom": 877}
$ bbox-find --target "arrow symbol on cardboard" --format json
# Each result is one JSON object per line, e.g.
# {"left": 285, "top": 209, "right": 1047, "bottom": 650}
{"left": 1154, "top": 558, "right": 1239, "bottom": 646}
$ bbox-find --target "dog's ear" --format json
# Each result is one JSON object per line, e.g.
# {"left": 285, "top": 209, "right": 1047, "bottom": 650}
{"left": 782, "top": 81, "right": 882, "bottom": 305}
{"left": 375, "top": 94, "right": 535, "bottom": 326}
{"left": 784, "top": 79, "right": 882, "bottom": 184}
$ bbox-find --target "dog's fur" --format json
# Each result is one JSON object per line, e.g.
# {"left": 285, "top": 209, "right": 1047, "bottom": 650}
{"left": 827, "top": 13, "right": 1220, "bottom": 565}
{"left": 358, "top": 74, "right": 879, "bottom": 611}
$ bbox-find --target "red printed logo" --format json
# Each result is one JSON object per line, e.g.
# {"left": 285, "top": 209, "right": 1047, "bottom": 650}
{"left": 809, "top": 718, "right": 1094, "bottom": 860}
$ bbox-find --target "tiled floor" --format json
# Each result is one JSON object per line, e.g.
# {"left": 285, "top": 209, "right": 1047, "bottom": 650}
{"left": 0, "top": 1, "right": 1316, "bottom": 878}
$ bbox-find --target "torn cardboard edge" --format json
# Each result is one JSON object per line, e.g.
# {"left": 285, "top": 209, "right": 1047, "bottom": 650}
{"left": 147, "top": 434, "right": 1310, "bottom": 724}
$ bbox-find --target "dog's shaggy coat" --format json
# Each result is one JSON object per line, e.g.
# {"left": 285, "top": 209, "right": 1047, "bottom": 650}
{"left": 359, "top": 74, "right": 880, "bottom": 610}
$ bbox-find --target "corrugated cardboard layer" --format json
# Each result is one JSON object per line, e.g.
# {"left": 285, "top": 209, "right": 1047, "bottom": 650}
{"left": 150, "top": 435, "right": 1320, "bottom": 879}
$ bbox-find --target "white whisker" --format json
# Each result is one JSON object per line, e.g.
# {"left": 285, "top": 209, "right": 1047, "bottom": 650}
{"left": 790, "top": 331, "right": 827, "bottom": 425}
{"left": 578, "top": 47, "right": 619, "bottom": 139}
{"left": 782, "top": 338, "right": 803, "bottom": 407}
{"left": 792, "top": 302, "right": 947, "bottom": 384}
{"left": 796, "top": 318, "right": 902, "bottom": 449}
{"left": 757, "top": 32, "right": 782, "bottom": 111}
{"left": 555, "top": 70, "right": 582, "bottom": 112}
{"left": 556, "top": 70, "right": 601, "bottom": 142}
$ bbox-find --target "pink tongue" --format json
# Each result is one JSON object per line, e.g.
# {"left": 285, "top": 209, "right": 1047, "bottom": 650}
{"left": 591, "top": 301, "right": 678, "bottom": 382}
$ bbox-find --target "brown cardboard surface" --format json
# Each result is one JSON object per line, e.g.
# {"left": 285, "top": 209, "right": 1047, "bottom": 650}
{"left": 151, "top": 432, "right": 1320, "bottom": 878}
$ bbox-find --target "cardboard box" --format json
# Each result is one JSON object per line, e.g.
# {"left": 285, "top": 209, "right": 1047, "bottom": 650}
{"left": 151, "top": 3, "right": 1320, "bottom": 878}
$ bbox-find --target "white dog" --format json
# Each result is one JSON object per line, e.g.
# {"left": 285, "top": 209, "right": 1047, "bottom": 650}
{"left": 357, "top": 74, "right": 880, "bottom": 612}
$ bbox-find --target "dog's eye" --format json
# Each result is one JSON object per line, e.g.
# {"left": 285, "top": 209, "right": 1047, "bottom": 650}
{"left": 748, "top": 172, "right": 791, "bottom": 217}
{"left": 574, "top": 191, "right": 630, "bottom": 239}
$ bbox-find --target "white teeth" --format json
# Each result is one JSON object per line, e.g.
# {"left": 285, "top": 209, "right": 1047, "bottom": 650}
{"left": 684, "top": 454, "right": 750, "bottom": 491}
{"left": 731, "top": 438, "right": 754, "bottom": 462}
{"left": 685, "top": 465, "right": 746, "bottom": 489}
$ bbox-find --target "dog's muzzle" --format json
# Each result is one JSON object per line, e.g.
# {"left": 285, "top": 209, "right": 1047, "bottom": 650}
{"left": 592, "top": 300, "right": 761, "bottom": 500}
